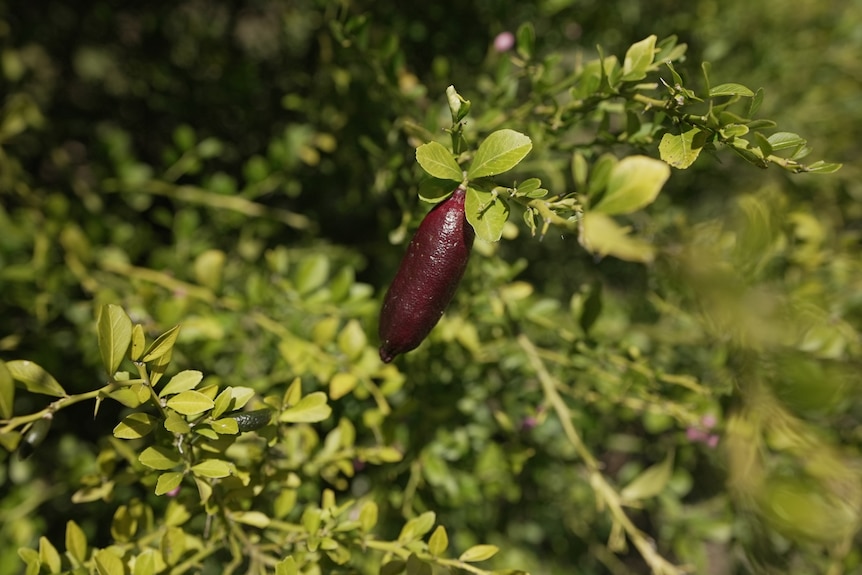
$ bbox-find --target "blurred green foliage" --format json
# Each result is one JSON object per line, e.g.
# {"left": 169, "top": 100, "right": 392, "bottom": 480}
{"left": 1, "top": 1, "right": 861, "bottom": 574}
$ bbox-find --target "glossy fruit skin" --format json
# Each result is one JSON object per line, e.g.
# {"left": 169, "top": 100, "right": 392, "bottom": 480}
{"left": 379, "top": 186, "right": 474, "bottom": 363}
{"left": 228, "top": 409, "right": 273, "bottom": 432}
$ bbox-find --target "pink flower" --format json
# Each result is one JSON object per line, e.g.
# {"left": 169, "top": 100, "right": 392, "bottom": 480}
{"left": 494, "top": 31, "right": 515, "bottom": 53}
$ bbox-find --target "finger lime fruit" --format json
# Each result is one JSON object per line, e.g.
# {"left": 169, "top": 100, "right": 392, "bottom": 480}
{"left": 227, "top": 409, "right": 273, "bottom": 432}
{"left": 379, "top": 186, "right": 474, "bottom": 362}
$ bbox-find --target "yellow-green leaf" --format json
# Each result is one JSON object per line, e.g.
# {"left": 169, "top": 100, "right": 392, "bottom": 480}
{"left": 467, "top": 129, "right": 532, "bottom": 179}
{"left": 65, "top": 520, "right": 88, "bottom": 564}
{"left": 279, "top": 391, "right": 331, "bottom": 423}
{"left": 459, "top": 544, "right": 499, "bottom": 562}
{"left": 621, "top": 451, "right": 675, "bottom": 502}
{"left": 659, "top": 128, "right": 705, "bottom": 169}
{"left": 579, "top": 211, "right": 655, "bottom": 263}
{"left": 191, "top": 459, "right": 232, "bottom": 478}
{"left": 97, "top": 304, "right": 132, "bottom": 375}
{"left": 7, "top": 360, "right": 66, "bottom": 397}
{"left": 166, "top": 390, "right": 214, "bottom": 416}
{"left": 593, "top": 155, "right": 670, "bottom": 215}
{"left": 155, "top": 471, "right": 184, "bottom": 496}
{"left": 142, "top": 325, "right": 181, "bottom": 362}
{"left": 465, "top": 187, "right": 509, "bottom": 243}
{"left": 428, "top": 525, "right": 448, "bottom": 556}
{"left": 232, "top": 511, "right": 271, "bottom": 528}
{"left": 275, "top": 556, "right": 298, "bottom": 575}
{"left": 158, "top": 370, "right": 203, "bottom": 398}
{"left": 94, "top": 548, "right": 125, "bottom": 575}
{"left": 0, "top": 359, "right": 14, "bottom": 419}
{"left": 139, "top": 446, "right": 181, "bottom": 470}
{"left": 39, "top": 536, "right": 62, "bottom": 573}
{"left": 416, "top": 141, "right": 463, "bottom": 181}
{"left": 113, "top": 412, "right": 157, "bottom": 439}
{"left": 398, "top": 511, "right": 436, "bottom": 542}
{"left": 130, "top": 324, "right": 146, "bottom": 361}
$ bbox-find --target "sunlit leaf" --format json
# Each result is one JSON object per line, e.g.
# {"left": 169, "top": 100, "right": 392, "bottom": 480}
{"left": 98, "top": 304, "right": 132, "bottom": 375}
{"left": 467, "top": 129, "right": 532, "bottom": 178}
{"left": 465, "top": 186, "right": 509, "bottom": 242}
{"left": 416, "top": 141, "right": 463, "bottom": 181}
{"left": 7, "top": 360, "right": 66, "bottom": 397}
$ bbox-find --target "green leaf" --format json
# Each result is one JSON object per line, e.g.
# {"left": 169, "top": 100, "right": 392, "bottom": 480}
{"left": 98, "top": 304, "right": 132, "bottom": 375}
{"left": 416, "top": 141, "right": 462, "bottom": 181}
{"left": 579, "top": 212, "right": 655, "bottom": 263}
{"left": 158, "top": 370, "right": 204, "bottom": 398}
{"left": 232, "top": 511, "right": 271, "bottom": 528}
{"left": 465, "top": 187, "right": 510, "bottom": 242}
{"left": 767, "top": 131, "right": 806, "bottom": 151}
{"left": 113, "top": 413, "right": 157, "bottom": 439}
{"left": 6, "top": 360, "right": 66, "bottom": 397}
{"left": 142, "top": 325, "right": 181, "bottom": 362}
{"left": 398, "top": 511, "right": 436, "bottom": 542}
{"left": 139, "top": 446, "right": 181, "bottom": 470}
{"left": 155, "top": 471, "right": 184, "bottom": 496}
{"left": 275, "top": 556, "right": 298, "bottom": 575}
{"left": 329, "top": 372, "right": 358, "bottom": 401}
{"left": 209, "top": 417, "right": 240, "bottom": 435}
{"left": 359, "top": 501, "right": 378, "bottom": 532}
{"left": 593, "top": 155, "right": 670, "bottom": 215}
{"left": 621, "top": 451, "right": 675, "bottom": 502}
{"left": 516, "top": 22, "right": 535, "bottom": 60}
{"left": 39, "top": 536, "right": 62, "bottom": 573}
{"left": 468, "top": 129, "right": 532, "bottom": 179}
{"left": 134, "top": 550, "right": 159, "bottom": 575}
{"left": 164, "top": 410, "right": 191, "bottom": 434}
{"left": 0, "top": 360, "right": 14, "bottom": 419}
{"left": 94, "top": 548, "right": 125, "bottom": 575}
{"left": 191, "top": 459, "right": 232, "bottom": 479}
{"left": 166, "top": 390, "right": 214, "bottom": 416}
{"left": 294, "top": 254, "right": 330, "bottom": 295}
{"left": 130, "top": 324, "right": 146, "bottom": 361}
{"left": 279, "top": 391, "right": 332, "bottom": 423}
{"left": 459, "top": 544, "right": 500, "bottom": 562}
{"left": 406, "top": 553, "right": 432, "bottom": 575}
{"left": 337, "top": 319, "right": 367, "bottom": 360}
{"left": 709, "top": 83, "right": 755, "bottom": 97}
{"left": 428, "top": 525, "right": 449, "bottom": 556}
{"left": 805, "top": 161, "right": 842, "bottom": 174}
{"left": 418, "top": 178, "right": 458, "bottom": 204}
{"left": 622, "top": 35, "right": 656, "bottom": 81}
{"left": 659, "top": 128, "right": 705, "bottom": 169}
{"left": 65, "top": 520, "right": 88, "bottom": 564}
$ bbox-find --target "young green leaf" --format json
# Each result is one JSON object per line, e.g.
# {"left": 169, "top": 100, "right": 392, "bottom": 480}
{"left": 130, "top": 324, "right": 145, "bottom": 362}
{"left": 65, "top": 520, "right": 88, "bottom": 564}
{"left": 155, "top": 471, "right": 184, "bottom": 496}
{"left": 579, "top": 212, "right": 655, "bottom": 263}
{"left": 620, "top": 451, "right": 675, "bottom": 502}
{"left": 94, "top": 548, "right": 125, "bottom": 575}
{"left": 467, "top": 129, "right": 532, "bottom": 179}
{"left": 166, "top": 390, "right": 214, "bottom": 416}
{"left": 142, "top": 325, "right": 181, "bottom": 362}
{"left": 98, "top": 304, "right": 133, "bottom": 376}
{"left": 398, "top": 511, "right": 436, "bottom": 542}
{"left": 0, "top": 360, "right": 13, "bottom": 419}
{"left": 659, "top": 128, "right": 706, "bottom": 169}
{"left": 359, "top": 501, "right": 379, "bottom": 532}
{"left": 6, "top": 360, "right": 66, "bottom": 397}
{"left": 459, "top": 544, "right": 500, "bottom": 562}
{"left": 428, "top": 525, "right": 449, "bottom": 556}
{"left": 139, "top": 446, "right": 182, "bottom": 470}
{"left": 275, "top": 556, "right": 299, "bottom": 575}
{"left": 191, "top": 459, "right": 232, "bottom": 479}
{"left": 622, "top": 35, "right": 656, "bottom": 81}
{"left": 279, "top": 392, "right": 332, "bottom": 423}
{"left": 113, "top": 413, "right": 157, "bottom": 439}
{"left": 39, "top": 536, "right": 62, "bottom": 573}
{"left": 593, "top": 155, "right": 670, "bottom": 215}
{"left": 416, "top": 141, "right": 463, "bottom": 181}
{"left": 709, "top": 83, "right": 755, "bottom": 98}
{"left": 158, "top": 370, "right": 204, "bottom": 398}
{"left": 465, "top": 187, "right": 510, "bottom": 242}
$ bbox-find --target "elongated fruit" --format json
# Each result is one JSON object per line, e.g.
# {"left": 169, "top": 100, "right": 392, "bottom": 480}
{"left": 379, "top": 186, "right": 474, "bottom": 362}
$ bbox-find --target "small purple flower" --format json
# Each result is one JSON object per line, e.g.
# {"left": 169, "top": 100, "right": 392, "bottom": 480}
{"left": 520, "top": 416, "right": 538, "bottom": 431}
{"left": 494, "top": 31, "right": 515, "bottom": 53}
{"left": 701, "top": 414, "right": 717, "bottom": 429}
{"left": 166, "top": 485, "right": 181, "bottom": 497}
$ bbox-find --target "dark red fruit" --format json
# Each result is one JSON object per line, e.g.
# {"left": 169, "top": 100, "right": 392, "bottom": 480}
{"left": 379, "top": 186, "right": 474, "bottom": 362}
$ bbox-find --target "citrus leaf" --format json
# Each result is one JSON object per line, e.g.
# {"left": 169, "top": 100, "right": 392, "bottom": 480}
{"left": 279, "top": 392, "right": 332, "bottom": 423}
{"left": 416, "top": 141, "right": 463, "bottom": 181}
{"left": 0, "top": 360, "right": 14, "bottom": 419}
{"left": 130, "top": 324, "right": 146, "bottom": 361}
{"left": 155, "top": 471, "right": 184, "bottom": 496}
{"left": 622, "top": 35, "right": 656, "bottom": 81}
{"left": 113, "top": 412, "right": 157, "bottom": 439}
{"left": 65, "top": 520, "right": 88, "bottom": 564}
{"left": 579, "top": 212, "right": 655, "bottom": 263}
{"left": 621, "top": 451, "right": 675, "bottom": 502}
{"left": 428, "top": 525, "right": 449, "bottom": 556}
{"left": 142, "top": 325, "right": 181, "bottom": 362}
{"left": 398, "top": 511, "right": 436, "bottom": 542}
{"left": 139, "top": 446, "right": 181, "bottom": 470}
{"left": 709, "top": 83, "right": 755, "bottom": 97}
{"left": 659, "top": 128, "right": 705, "bottom": 169}
{"left": 166, "top": 390, "right": 214, "bottom": 416}
{"left": 467, "top": 129, "right": 532, "bottom": 178}
{"left": 191, "top": 459, "right": 232, "bottom": 479}
{"left": 7, "top": 360, "right": 66, "bottom": 397}
{"left": 465, "top": 186, "right": 509, "bottom": 242}
{"left": 459, "top": 544, "right": 499, "bottom": 562}
{"left": 158, "top": 370, "right": 204, "bottom": 398}
{"left": 97, "top": 304, "right": 132, "bottom": 376}
{"left": 593, "top": 155, "right": 670, "bottom": 215}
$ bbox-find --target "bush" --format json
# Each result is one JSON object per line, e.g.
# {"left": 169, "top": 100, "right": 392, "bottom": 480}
{"left": 2, "top": 2, "right": 860, "bottom": 574}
